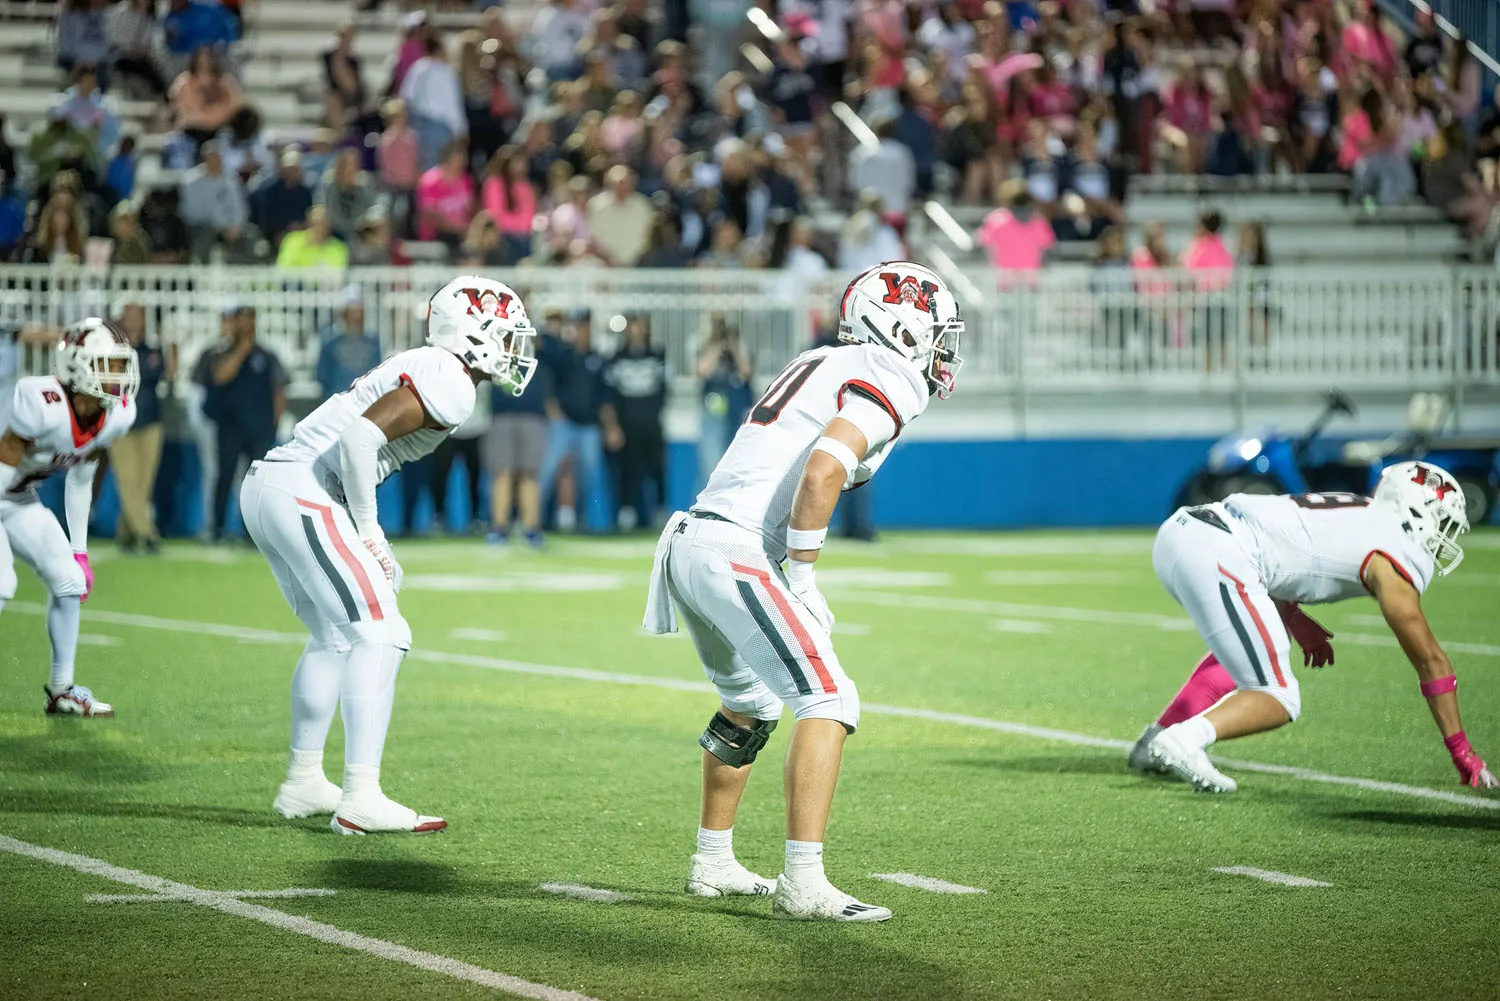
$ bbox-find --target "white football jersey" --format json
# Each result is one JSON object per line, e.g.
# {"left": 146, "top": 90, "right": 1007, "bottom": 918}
{"left": 265, "top": 345, "right": 476, "bottom": 487}
{"left": 3, "top": 375, "right": 136, "bottom": 499}
{"left": 1224, "top": 492, "right": 1436, "bottom": 603}
{"left": 694, "top": 342, "right": 929, "bottom": 555}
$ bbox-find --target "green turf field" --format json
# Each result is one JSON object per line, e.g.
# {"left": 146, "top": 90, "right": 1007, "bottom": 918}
{"left": 1, "top": 530, "right": 1497, "bottom": 1001}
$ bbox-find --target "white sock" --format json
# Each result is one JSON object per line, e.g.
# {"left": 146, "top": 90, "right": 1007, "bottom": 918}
{"left": 785, "top": 840, "right": 824, "bottom": 882}
{"left": 290, "top": 642, "right": 347, "bottom": 754}
{"left": 340, "top": 642, "right": 403, "bottom": 767}
{"left": 286, "top": 747, "right": 326, "bottom": 782}
{"left": 696, "top": 827, "right": 734, "bottom": 860}
{"left": 1176, "top": 714, "right": 1218, "bottom": 750}
{"left": 342, "top": 762, "right": 381, "bottom": 797}
{"left": 46, "top": 595, "right": 81, "bottom": 694}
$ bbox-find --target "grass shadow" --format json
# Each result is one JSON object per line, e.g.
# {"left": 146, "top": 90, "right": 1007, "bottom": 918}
{"left": 0, "top": 789, "right": 288, "bottom": 828}
{"left": 310, "top": 858, "right": 466, "bottom": 894}
{"left": 1330, "top": 808, "right": 1500, "bottom": 832}
{"left": 944, "top": 752, "right": 1130, "bottom": 777}
{"left": 0, "top": 735, "right": 162, "bottom": 785}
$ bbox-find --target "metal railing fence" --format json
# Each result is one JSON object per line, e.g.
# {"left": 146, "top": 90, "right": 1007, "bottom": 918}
{"left": 2, "top": 265, "right": 1497, "bottom": 400}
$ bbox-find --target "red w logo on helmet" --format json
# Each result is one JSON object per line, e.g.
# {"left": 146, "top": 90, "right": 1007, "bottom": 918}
{"left": 1412, "top": 464, "right": 1456, "bottom": 499}
{"left": 878, "top": 273, "right": 938, "bottom": 313}
{"left": 461, "top": 288, "right": 513, "bottom": 319}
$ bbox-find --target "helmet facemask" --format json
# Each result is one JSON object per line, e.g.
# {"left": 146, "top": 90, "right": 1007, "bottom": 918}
{"left": 57, "top": 319, "right": 140, "bottom": 410}
{"left": 1376, "top": 461, "right": 1470, "bottom": 577}
{"left": 928, "top": 316, "right": 964, "bottom": 400}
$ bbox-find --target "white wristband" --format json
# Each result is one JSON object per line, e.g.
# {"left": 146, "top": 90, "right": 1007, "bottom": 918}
{"left": 812, "top": 436, "right": 859, "bottom": 486}
{"left": 787, "top": 526, "right": 827, "bottom": 551}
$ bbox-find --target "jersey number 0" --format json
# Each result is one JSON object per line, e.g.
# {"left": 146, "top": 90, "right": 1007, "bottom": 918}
{"left": 748, "top": 358, "right": 825, "bottom": 426}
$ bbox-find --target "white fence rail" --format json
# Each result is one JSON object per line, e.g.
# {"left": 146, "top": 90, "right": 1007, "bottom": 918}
{"left": 2, "top": 265, "right": 1498, "bottom": 397}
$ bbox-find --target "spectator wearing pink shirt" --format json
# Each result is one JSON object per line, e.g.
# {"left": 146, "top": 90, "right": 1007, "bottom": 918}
{"left": 1160, "top": 64, "right": 1214, "bottom": 173}
{"left": 481, "top": 146, "right": 536, "bottom": 261}
{"left": 378, "top": 98, "right": 420, "bottom": 236}
{"left": 387, "top": 11, "right": 429, "bottom": 96}
{"left": 977, "top": 181, "right": 1054, "bottom": 282}
{"left": 1341, "top": 5, "right": 1398, "bottom": 87}
{"left": 1182, "top": 208, "right": 1233, "bottom": 351}
{"left": 415, "top": 140, "right": 474, "bottom": 249}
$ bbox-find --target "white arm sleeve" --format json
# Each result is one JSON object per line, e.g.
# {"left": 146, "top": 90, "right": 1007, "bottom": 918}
{"left": 338, "top": 416, "right": 388, "bottom": 540}
{"left": 65, "top": 460, "right": 96, "bottom": 553}
{"left": 836, "top": 395, "right": 899, "bottom": 454}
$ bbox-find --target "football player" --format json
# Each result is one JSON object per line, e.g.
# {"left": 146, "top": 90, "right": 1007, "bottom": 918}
{"left": 241, "top": 277, "right": 536, "bottom": 834}
{"left": 644, "top": 262, "right": 963, "bottom": 921}
{"left": 0, "top": 319, "right": 139, "bottom": 717}
{"left": 1130, "top": 463, "right": 1497, "bottom": 793}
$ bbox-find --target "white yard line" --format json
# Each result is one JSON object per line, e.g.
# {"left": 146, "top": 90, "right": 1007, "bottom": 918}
{"left": 0, "top": 835, "right": 601, "bottom": 1001}
{"left": 833, "top": 589, "right": 1500, "bottom": 656}
{"left": 870, "top": 873, "right": 987, "bottom": 894}
{"left": 1212, "top": 866, "right": 1331, "bottom": 888}
{"left": 984, "top": 571, "right": 1137, "bottom": 585}
{"left": 538, "top": 883, "right": 630, "bottom": 904}
{"left": 833, "top": 622, "right": 871, "bottom": 636}
{"left": 88, "top": 887, "right": 336, "bottom": 903}
{"left": 9, "top": 604, "right": 1498, "bottom": 812}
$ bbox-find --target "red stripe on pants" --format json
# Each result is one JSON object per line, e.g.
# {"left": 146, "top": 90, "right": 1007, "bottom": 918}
{"left": 297, "top": 497, "right": 385, "bottom": 621}
{"left": 1217, "top": 565, "right": 1284, "bottom": 686}
{"left": 729, "top": 562, "right": 838, "bottom": 694}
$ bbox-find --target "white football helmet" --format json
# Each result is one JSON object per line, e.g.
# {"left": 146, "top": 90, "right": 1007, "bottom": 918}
{"left": 837, "top": 261, "right": 964, "bottom": 399}
{"left": 54, "top": 317, "right": 139, "bottom": 410}
{"left": 1373, "top": 461, "right": 1469, "bottom": 577}
{"left": 426, "top": 276, "right": 537, "bottom": 396}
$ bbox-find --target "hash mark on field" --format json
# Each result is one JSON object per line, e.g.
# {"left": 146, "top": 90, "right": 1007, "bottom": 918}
{"left": 77, "top": 633, "right": 122, "bottom": 647}
{"left": 88, "top": 887, "right": 336, "bottom": 903}
{"left": 0, "top": 835, "right": 600, "bottom": 1000}
{"left": 871, "top": 873, "right": 987, "bottom": 894}
{"left": 12, "top": 603, "right": 1500, "bottom": 812}
{"left": 833, "top": 622, "right": 871, "bottom": 636}
{"left": 538, "top": 883, "right": 629, "bottom": 903}
{"left": 450, "top": 627, "right": 509, "bottom": 643}
{"left": 1213, "top": 866, "right": 1331, "bottom": 888}
{"left": 990, "top": 619, "right": 1053, "bottom": 634}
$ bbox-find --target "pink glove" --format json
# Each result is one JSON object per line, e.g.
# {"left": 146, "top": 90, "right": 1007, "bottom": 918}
{"left": 74, "top": 553, "right": 94, "bottom": 603}
{"left": 1445, "top": 731, "right": 1499, "bottom": 789}
{"left": 1276, "top": 600, "right": 1334, "bottom": 668}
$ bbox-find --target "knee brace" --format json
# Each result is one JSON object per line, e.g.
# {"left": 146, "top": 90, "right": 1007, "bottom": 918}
{"left": 700, "top": 711, "right": 778, "bottom": 767}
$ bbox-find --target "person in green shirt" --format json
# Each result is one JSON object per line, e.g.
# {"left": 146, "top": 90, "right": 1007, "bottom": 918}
{"left": 275, "top": 204, "right": 348, "bottom": 269}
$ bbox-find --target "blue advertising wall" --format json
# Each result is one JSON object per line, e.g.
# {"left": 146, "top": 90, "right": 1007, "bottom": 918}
{"left": 47, "top": 436, "right": 1223, "bottom": 537}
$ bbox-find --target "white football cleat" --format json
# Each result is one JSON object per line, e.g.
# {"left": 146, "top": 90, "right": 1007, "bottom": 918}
{"left": 1127, "top": 723, "right": 1170, "bottom": 775}
{"left": 44, "top": 685, "right": 113, "bottom": 718}
{"left": 685, "top": 854, "right": 776, "bottom": 897}
{"left": 273, "top": 775, "right": 343, "bottom": 819}
{"left": 331, "top": 793, "right": 447, "bottom": 835}
{"left": 773, "top": 875, "right": 891, "bottom": 922}
{"left": 1147, "top": 727, "right": 1237, "bottom": 793}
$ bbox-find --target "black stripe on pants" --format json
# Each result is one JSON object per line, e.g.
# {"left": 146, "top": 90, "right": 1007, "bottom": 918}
{"left": 735, "top": 579, "right": 812, "bottom": 696}
{"left": 1219, "top": 582, "right": 1266, "bottom": 686}
{"left": 302, "top": 513, "right": 361, "bottom": 621}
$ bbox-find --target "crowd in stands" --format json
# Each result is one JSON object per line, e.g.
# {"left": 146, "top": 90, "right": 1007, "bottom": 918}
{"left": 5, "top": 0, "right": 1500, "bottom": 273}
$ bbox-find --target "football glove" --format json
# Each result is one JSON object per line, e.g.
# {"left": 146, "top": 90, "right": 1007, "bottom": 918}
{"left": 1277, "top": 600, "right": 1334, "bottom": 668}
{"left": 74, "top": 553, "right": 94, "bottom": 603}
{"left": 784, "top": 558, "right": 834, "bottom": 634}
{"left": 1446, "top": 732, "right": 1499, "bottom": 788}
